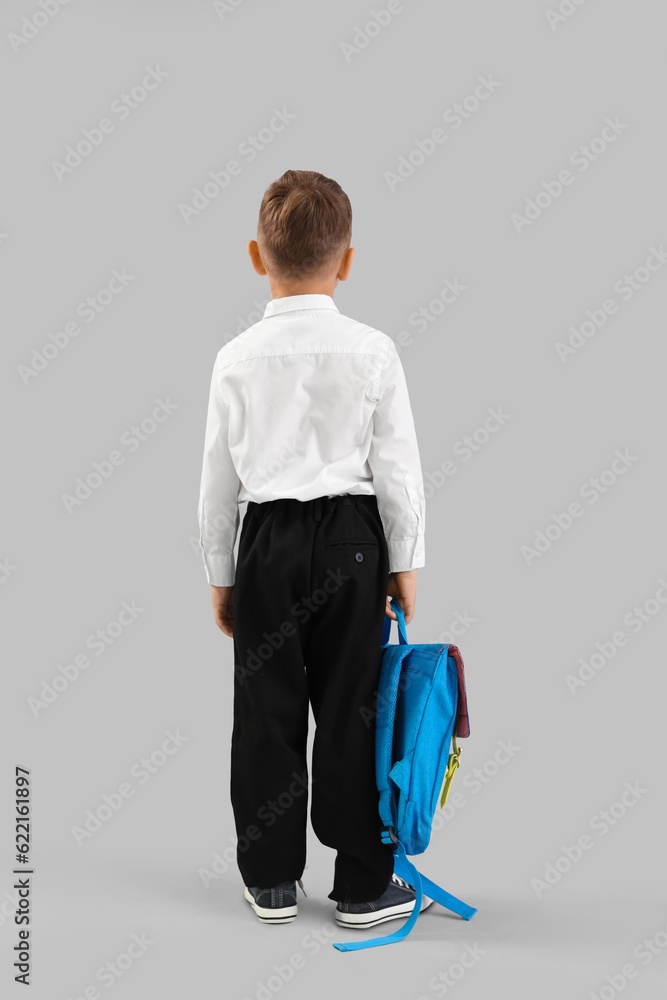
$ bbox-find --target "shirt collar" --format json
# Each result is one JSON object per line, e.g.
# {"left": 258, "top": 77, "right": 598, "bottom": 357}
{"left": 263, "top": 293, "right": 339, "bottom": 318}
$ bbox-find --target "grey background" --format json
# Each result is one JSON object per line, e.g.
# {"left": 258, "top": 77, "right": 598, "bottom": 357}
{"left": 2, "top": 0, "right": 666, "bottom": 997}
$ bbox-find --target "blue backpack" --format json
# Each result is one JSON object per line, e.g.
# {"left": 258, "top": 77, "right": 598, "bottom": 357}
{"left": 332, "top": 597, "right": 476, "bottom": 952}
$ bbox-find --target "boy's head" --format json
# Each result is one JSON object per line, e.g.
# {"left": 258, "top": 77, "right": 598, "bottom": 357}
{"left": 248, "top": 169, "right": 354, "bottom": 295}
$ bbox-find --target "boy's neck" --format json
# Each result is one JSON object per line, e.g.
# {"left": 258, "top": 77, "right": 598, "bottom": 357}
{"left": 268, "top": 271, "right": 340, "bottom": 299}
{"left": 267, "top": 278, "right": 337, "bottom": 301}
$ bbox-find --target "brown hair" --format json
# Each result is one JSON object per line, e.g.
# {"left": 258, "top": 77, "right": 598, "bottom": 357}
{"left": 256, "top": 169, "right": 352, "bottom": 282}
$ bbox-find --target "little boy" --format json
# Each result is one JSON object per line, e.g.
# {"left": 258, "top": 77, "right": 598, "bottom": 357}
{"left": 198, "top": 169, "right": 429, "bottom": 929}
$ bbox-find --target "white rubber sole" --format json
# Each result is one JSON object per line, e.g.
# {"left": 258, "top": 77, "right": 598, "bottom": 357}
{"left": 335, "top": 893, "right": 434, "bottom": 929}
{"left": 244, "top": 887, "right": 298, "bottom": 924}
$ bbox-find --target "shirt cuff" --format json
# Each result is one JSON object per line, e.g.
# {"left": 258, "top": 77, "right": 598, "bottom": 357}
{"left": 386, "top": 534, "right": 425, "bottom": 574}
{"left": 202, "top": 551, "right": 236, "bottom": 588}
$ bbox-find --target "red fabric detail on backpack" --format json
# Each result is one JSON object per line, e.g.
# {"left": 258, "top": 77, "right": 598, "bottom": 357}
{"left": 447, "top": 645, "right": 470, "bottom": 738}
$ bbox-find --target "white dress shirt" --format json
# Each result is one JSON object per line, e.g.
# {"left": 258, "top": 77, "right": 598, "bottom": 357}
{"left": 198, "top": 293, "right": 426, "bottom": 587}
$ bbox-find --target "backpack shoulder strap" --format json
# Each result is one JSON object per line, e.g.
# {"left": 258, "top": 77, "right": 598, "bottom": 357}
{"left": 375, "top": 644, "right": 411, "bottom": 829}
{"left": 376, "top": 598, "right": 411, "bottom": 828}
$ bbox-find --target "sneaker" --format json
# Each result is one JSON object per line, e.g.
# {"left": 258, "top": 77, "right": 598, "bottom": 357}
{"left": 244, "top": 879, "right": 306, "bottom": 924}
{"left": 335, "top": 873, "right": 433, "bottom": 929}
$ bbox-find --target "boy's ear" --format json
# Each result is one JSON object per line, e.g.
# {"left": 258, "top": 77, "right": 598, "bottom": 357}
{"left": 247, "top": 240, "right": 267, "bottom": 276}
{"left": 337, "top": 246, "right": 355, "bottom": 282}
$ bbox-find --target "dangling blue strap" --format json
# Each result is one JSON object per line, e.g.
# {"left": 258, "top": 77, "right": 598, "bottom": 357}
{"left": 331, "top": 841, "right": 478, "bottom": 951}
{"left": 394, "top": 854, "right": 477, "bottom": 920}
{"left": 381, "top": 597, "right": 409, "bottom": 646}
{"left": 331, "top": 841, "right": 424, "bottom": 952}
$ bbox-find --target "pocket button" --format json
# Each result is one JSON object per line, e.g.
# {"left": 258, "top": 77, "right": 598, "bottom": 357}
{"left": 355, "top": 552, "right": 363, "bottom": 562}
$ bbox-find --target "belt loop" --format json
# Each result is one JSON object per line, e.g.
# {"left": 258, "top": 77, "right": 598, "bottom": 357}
{"left": 313, "top": 497, "right": 323, "bottom": 522}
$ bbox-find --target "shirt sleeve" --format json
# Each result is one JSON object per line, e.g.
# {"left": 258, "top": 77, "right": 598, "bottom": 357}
{"left": 197, "top": 356, "right": 241, "bottom": 587}
{"left": 367, "top": 340, "right": 426, "bottom": 573}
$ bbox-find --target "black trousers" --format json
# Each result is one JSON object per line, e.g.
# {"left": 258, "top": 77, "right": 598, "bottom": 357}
{"left": 230, "top": 493, "right": 396, "bottom": 903}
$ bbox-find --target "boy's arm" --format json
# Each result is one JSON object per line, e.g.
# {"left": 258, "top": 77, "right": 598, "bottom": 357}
{"left": 367, "top": 340, "right": 425, "bottom": 574}
{"left": 198, "top": 357, "right": 241, "bottom": 588}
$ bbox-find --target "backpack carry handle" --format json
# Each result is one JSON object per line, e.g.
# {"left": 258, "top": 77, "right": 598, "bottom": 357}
{"left": 382, "top": 596, "right": 408, "bottom": 646}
